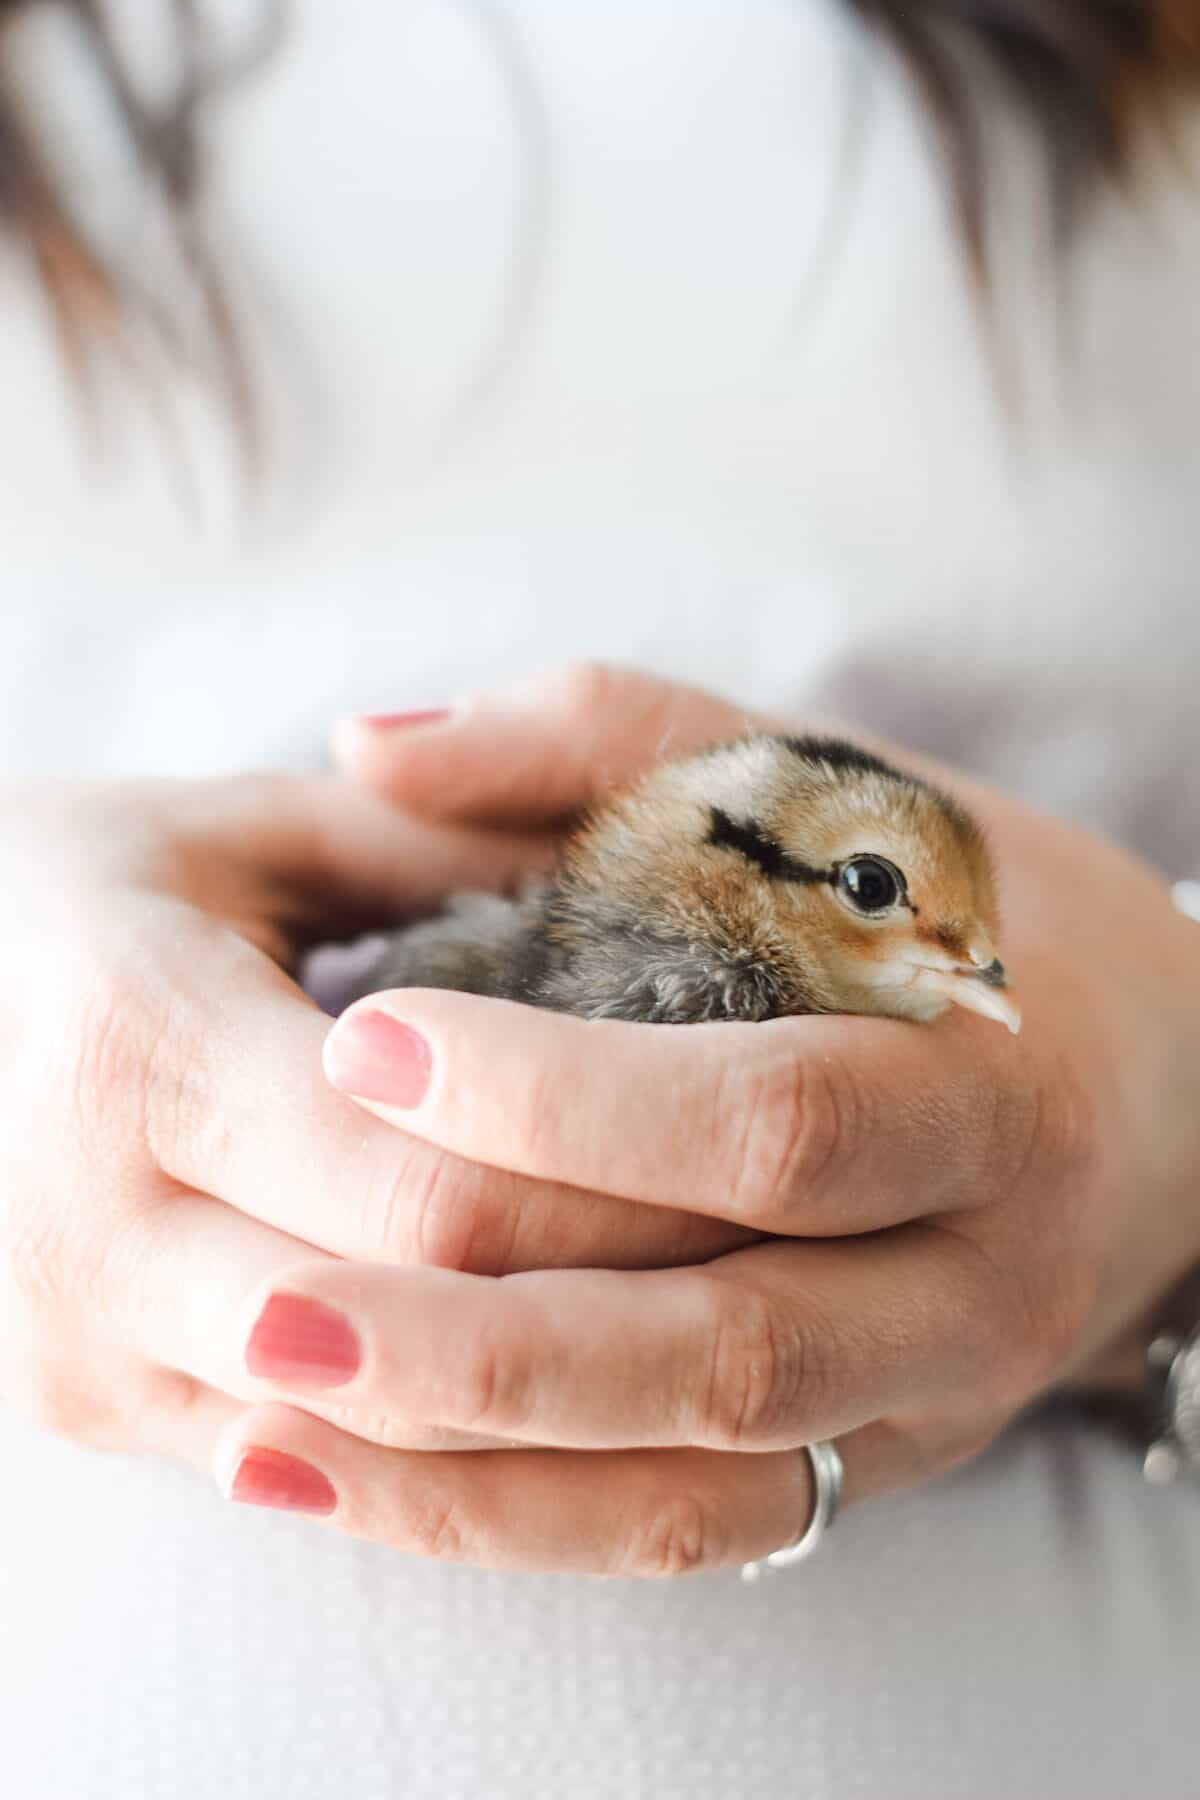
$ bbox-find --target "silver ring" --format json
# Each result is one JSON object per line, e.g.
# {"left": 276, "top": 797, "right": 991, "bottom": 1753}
{"left": 740, "top": 1440, "right": 844, "bottom": 1583}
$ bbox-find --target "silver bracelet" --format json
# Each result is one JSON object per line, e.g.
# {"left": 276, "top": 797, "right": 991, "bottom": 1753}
{"left": 1144, "top": 1326, "right": 1200, "bottom": 1484}
{"left": 1173, "top": 879, "right": 1200, "bottom": 924}
{"left": 1142, "top": 882, "right": 1200, "bottom": 1482}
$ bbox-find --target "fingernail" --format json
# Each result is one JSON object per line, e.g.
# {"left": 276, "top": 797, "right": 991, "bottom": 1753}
{"left": 246, "top": 1292, "right": 362, "bottom": 1387}
{"left": 359, "top": 708, "right": 450, "bottom": 730}
{"left": 231, "top": 1447, "right": 337, "bottom": 1516}
{"left": 324, "top": 1008, "right": 432, "bottom": 1108}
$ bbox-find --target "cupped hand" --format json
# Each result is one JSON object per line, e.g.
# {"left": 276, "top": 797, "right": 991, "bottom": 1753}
{"left": 0, "top": 766, "right": 752, "bottom": 1483}
{"left": 214, "top": 662, "right": 1200, "bottom": 1575}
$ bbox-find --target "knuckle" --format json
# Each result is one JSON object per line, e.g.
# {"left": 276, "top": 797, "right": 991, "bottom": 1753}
{"left": 400, "top": 1154, "right": 462, "bottom": 1267}
{"left": 7, "top": 1350, "right": 113, "bottom": 1445}
{"left": 359, "top": 1142, "right": 445, "bottom": 1265}
{"left": 62, "top": 955, "right": 197, "bottom": 1185}
{"left": 696, "top": 1287, "right": 813, "bottom": 1451}
{"left": 726, "top": 1054, "right": 859, "bottom": 1225}
{"left": 1000, "top": 1060, "right": 1098, "bottom": 1199}
{"left": 139, "top": 1024, "right": 215, "bottom": 1183}
{"left": 3, "top": 1101, "right": 126, "bottom": 1328}
{"left": 1021, "top": 1264, "right": 1095, "bottom": 1392}
{"left": 391, "top": 1149, "right": 519, "bottom": 1276}
{"left": 406, "top": 1495, "right": 470, "bottom": 1564}
{"left": 66, "top": 967, "right": 154, "bottom": 1144}
{"left": 6, "top": 1200, "right": 67, "bottom": 1312}
{"left": 627, "top": 1492, "right": 726, "bottom": 1579}
{"left": 437, "top": 1172, "right": 521, "bottom": 1278}
{"left": 455, "top": 1323, "right": 531, "bottom": 1436}
{"left": 545, "top": 659, "right": 620, "bottom": 721}
{"left": 973, "top": 1258, "right": 1094, "bottom": 1414}
{"left": 1037, "top": 1070, "right": 1099, "bottom": 1185}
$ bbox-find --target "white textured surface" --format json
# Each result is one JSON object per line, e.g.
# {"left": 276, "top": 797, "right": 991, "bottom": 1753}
{"left": 1, "top": 1408, "right": 1197, "bottom": 1799}
{"left": 1, "top": 4, "right": 1199, "bottom": 1795}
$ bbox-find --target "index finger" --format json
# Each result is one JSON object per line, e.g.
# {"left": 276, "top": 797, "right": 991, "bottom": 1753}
{"left": 332, "top": 663, "right": 764, "bottom": 827}
{"left": 148, "top": 945, "right": 748, "bottom": 1274}
{"left": 322, "top": 987, "right": 1037, "bottom": 1235}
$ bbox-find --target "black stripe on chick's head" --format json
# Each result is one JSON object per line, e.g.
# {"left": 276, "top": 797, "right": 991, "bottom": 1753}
{"left": 707, "top": 808, "right": 830, "bottom": 886}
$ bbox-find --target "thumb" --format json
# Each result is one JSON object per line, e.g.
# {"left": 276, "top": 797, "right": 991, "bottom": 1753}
{"left": 181, "top": 774, "right": 552, "bottom": 946}
{"left": 332, "top": 662, "right": 775, "bottom": 827}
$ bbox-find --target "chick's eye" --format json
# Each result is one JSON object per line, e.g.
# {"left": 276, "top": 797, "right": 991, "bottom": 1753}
{"left": 838, "top": 855, "right": 904, "bottom": 914}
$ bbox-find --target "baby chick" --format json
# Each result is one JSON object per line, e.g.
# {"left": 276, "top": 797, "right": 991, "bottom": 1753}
{"left": 348, "top": 734, "right": 1021, "bottom": 1033}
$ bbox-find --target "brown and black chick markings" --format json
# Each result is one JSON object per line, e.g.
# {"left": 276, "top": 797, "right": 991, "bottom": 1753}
{"left": 350, "top": 735, "right": 1021, "bottom": 1032}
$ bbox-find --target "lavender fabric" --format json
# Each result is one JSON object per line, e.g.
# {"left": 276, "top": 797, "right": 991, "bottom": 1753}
{"left": 302, "top": 935, "right": 394, "bottom": 1018}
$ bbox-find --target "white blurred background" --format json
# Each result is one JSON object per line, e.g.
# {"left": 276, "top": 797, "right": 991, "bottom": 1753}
{"left": 0, "top": 0, "right": 1197, "bottom": 871}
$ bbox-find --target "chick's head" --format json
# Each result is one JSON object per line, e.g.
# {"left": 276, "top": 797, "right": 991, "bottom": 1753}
{"left": 762, "top": 736, "right": 1018, "bottom": 1031}
{"left": 577, "top": 735, "right": 1021, "bottom": 1031}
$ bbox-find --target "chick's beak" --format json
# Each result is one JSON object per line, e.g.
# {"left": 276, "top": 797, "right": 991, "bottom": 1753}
{"left": 908, "top": 947, "right": 1022, "bottom": 1035}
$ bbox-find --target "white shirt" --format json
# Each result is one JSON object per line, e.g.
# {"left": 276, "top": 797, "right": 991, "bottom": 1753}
{"left": 1, "top": 6, "right": 1199, "bottom": 1795}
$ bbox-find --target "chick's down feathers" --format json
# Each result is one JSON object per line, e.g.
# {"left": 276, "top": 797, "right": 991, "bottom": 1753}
{"left": 346, "top": 735, "right": 1020, "bottom": 1033}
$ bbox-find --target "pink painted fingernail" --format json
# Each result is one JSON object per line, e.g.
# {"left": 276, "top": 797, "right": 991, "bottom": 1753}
{"left": 324, "top": 1009, "right": 432, "bottom": 1108}
{"left": 359, "top": 708, "right": 450, "bottom": 730}
{"left": 231, "top": 1447, "right": 337, "bottom": 1516}
{"left": 246, "top": 1292, "right": 361, "bottom": 1387}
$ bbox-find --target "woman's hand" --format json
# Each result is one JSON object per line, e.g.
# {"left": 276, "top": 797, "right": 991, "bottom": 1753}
{"left": 207, "top": 661, "right": 1200, "bottom": 1575}
{"left": 0, "top": 766, "right": 752, "bottom": 1480}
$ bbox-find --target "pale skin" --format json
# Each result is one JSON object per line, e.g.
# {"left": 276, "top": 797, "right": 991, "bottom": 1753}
{"left": 3, "top": 663, "right": 1200, "bottom": 1575}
